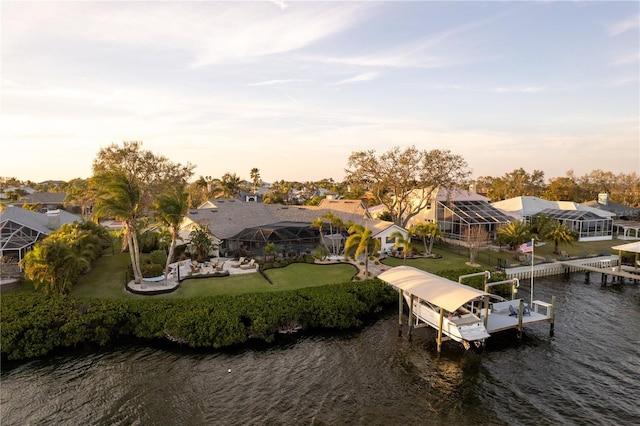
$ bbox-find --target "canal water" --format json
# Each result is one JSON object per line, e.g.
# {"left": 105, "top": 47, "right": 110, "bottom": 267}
{"left": 2, "top": 273, "right": 639, "bottom": 425}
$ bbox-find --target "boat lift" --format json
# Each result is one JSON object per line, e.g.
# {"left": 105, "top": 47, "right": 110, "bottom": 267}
{"left": 379, "top": 266, "right": 556, "bottom": 352}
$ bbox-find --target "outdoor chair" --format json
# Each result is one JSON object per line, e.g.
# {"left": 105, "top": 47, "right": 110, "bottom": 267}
{"left": 240, "top": 259, "right": 256, "bottom": 270}
{"left": 509, "top": 305, "right": 518, "bottom": 317}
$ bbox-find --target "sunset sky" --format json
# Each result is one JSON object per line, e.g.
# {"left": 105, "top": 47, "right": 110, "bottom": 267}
{"left": 1, "top": 1, "right": 638, "bottom": 184}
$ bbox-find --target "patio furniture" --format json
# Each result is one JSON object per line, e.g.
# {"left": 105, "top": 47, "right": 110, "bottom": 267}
{"left": 230, "top": 257, "right": 245, "bottom": 268}
{"left": 240, "top": 259, "right": 256, "bottom": 270}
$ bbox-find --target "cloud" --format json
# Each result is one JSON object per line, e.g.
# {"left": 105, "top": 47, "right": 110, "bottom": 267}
{"left": 2, "top": 2, "right": 369, "bottom": 68}
{"left": 610, "top": 51, "right": 640, "bottom": 66}
{"left": 247, "top": 79, "right": 312, "bottom": 87}
{"left": 305, "top": 12, "right": 504, "bottom": 69}
{"left": 607, "top": 14, "right": 640, "bottom": 36}
{"left": 490, "top": 86, "right": 545, "bottom": 94}
{"left": 330, "top": 72, "right": 380, "bottom": 86}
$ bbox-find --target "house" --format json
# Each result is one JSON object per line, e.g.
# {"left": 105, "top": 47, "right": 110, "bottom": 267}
{"left": 583, "top": 193, "right": 640, "bottom": 240}
{"left": 179, "top": 198, "right": 407, "bottom": 257}
{"left": 406, "top": 187, "right": 516, "bottom": 244}
{"left": 316, "top": 199, "right": 371, "bottom": 217}
{"left": 15, "top": 192, "right": 67, "bottom": 211}
{"left": 0, "top": 206, "right": 82, "bottom": 264}
{"left": 492, "top": 196, "right": 614, "bottom": 241}
{"left": 0, "top": 185, "right": 35, "bottom": 200}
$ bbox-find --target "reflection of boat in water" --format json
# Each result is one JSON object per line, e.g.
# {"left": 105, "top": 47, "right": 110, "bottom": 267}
{"left": 378, "top": 266, "right": 556, "bottom": 352}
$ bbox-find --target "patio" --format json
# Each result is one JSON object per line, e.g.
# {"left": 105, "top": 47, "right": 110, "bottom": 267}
{"left": 126, "top": 257, "right": 259, "bottom": 294}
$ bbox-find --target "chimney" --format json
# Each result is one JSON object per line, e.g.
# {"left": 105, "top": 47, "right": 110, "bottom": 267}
{"left": 597, "top": 193, "right": 609, "bottom": 206}
{"left": 469, "top": 182, "right": 477, "bottom": 193}
{"left": 46, "top": 209, "right": 61, "bottom": 230}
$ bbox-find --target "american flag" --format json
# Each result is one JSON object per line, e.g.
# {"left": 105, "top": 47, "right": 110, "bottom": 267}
{"left": 519, "top": 241, "right": 533, "bottom": 253}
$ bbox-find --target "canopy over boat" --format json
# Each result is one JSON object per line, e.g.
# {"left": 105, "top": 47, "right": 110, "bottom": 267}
{"left": 378, "top": 266, "right": 491, "bottom": 312}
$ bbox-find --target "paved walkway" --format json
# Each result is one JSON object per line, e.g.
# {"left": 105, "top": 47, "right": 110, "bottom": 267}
{"left": 126, "top": 258, "right": 259, "bottom": 294}
{"left": 126, "top": 256, "right": 391, "bottom": 294}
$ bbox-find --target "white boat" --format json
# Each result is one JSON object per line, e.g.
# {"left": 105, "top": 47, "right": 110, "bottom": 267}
{"left": 378, "top": 266, "right": 555, "bottom": 352}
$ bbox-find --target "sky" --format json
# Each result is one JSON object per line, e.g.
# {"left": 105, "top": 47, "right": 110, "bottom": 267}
{"left": 1, "top": 1, "right": 638, "bottom": 184}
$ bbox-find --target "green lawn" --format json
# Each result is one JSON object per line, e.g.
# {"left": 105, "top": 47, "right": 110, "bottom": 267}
{"left": 69, "top": 254, "right": 358, "bottom": 299}
{"left": 381, "top": 247, "right": 493, "bottom": 271}
{"left": 16, "top": 239, "right": 621, "bottom": 299}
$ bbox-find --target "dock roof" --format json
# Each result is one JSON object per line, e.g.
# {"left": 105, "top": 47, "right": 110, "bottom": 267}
{"left": 378, "top": 266, "right": 490, "bottom": 312}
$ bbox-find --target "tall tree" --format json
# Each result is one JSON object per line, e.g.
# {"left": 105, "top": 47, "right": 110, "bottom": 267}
{"left": 466, "top": 226, "right": 489, "bottom": 266}
{"left": 91, "top": 141, "right": 194, "bottom": 283}
{"left": 410, "top": 222, "right": 442, "bottom": 255}
{"left": 250, "top": 168, "right": 262, "bottom": 193}
{"left": 64, "top": 178, "right": 95, "bottom": 216}
{"left": 344, "top": 224, "right": 381, "bottom": 278}
{"left": 219, "top": 172, "right": 244, "bottom": 198}
{"left": 92, "top": 141, "right": 194, "bottom": 198}
{"left": 154, "top": 184, "right": 189, "bottom": 283}
{"left": 92, "top": 170, "right": 144, "bottom": 283}
{"left": 313, "top": 212, "right": 345, "bottom": 256}
{"left": 345, "top": 146, "right": 470, "bottom": 228}
{"left": 544, "top": 175, "right": 582, "bottom": 202}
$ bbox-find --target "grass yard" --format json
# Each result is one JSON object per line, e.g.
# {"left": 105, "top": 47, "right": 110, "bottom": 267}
{"left": 69, "top": 254, "right": 358, "bottom": 299}
{"left": 381, "top": 247, "right": 493, "bottom": 272}
{"left": 14, "top": 239, "right": 623, "bottom": 299}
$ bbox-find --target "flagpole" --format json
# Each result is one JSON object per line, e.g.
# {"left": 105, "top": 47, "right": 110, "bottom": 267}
{"left": 530, "top": 237, "right": 535, "bottom": 305}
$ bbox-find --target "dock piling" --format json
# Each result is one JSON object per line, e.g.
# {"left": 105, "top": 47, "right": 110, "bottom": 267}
{"left": 398, "top": 289, "right": 403, "bottom": 337}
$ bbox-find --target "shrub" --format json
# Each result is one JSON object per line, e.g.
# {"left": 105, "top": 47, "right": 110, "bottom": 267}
{"left": 0, "top": 280, "right": 396, "bottom": 360}
{"left": 150, "top": 250, "right": 167, "bottom": 266}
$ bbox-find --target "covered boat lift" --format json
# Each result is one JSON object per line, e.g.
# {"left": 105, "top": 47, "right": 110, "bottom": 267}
{"left": 378, "top": 266, "right": 556, "bottom": 352}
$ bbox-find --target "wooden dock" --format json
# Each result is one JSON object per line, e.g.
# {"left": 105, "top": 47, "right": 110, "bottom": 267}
{"left": 503, "top": 255, "right": 640, "bottom": 283}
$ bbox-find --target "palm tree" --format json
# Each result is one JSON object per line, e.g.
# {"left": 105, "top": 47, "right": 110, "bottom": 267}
{"left": 390, "top": 230, "right": 411, "bottom": 265}
{"left": 530, "top": 213, "right": 552, "bottom": 238}
{"left": 189, "top": 224, "right": 215, "bottom": 262}
{"left": 325, "top": 212, "right": 346, "bottom": 256}
{"left": 21, "top": 238, "right": 89, "bottom": 295}
{"left": 250, "top": 168, "right": 261, "bottom": 193}
{"left": 154, "top": 184, "right": 189, "bottom": 283}
{"left": 410, "top": 222, "right": 442, "bottom": 255}
{"left": 541, "top": 220, "right": 579, "bottom": 254}
{"left": 496, "top": 220, "right": 532, "bottom": 252}
{"left": 219, "top": 172, "right": 243, "bottom": 198}
{"left": 92, "top": 170, "right": 144, "bottom": 284}
{"left": 344, "top": 224, "right": 381, "bottom": 278}
{"left": 311, "top": 217, "right": 328, "bottom": 253}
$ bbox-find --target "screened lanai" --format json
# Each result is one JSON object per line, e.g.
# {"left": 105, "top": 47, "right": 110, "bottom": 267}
{"left": 225, "top": 221, "right": 319, "bottom": 256}
{"left": 436, "top": 200, "right": 515, "bottom": 242}
{"left": 0, "top": 219, "right": 44, "bottom": 263}
{"left": 536, "top": 208, "right": 613, "bottom": 241}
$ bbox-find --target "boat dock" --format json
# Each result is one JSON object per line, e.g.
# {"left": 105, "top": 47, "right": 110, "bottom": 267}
{"left": 378, "top": 266, "right": 556, "bottom": 352}
{"left": 503, "top": 255, "right": 640, "bottom": 283}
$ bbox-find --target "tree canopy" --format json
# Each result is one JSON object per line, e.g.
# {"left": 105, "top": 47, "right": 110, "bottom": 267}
{"left": 345, "top": 146, "right": 471, "bottom": 227}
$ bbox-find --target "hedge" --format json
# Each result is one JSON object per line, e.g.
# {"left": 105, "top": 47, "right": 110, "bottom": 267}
{"left": 1, "top": 280, "right": 396, "bottom": 360}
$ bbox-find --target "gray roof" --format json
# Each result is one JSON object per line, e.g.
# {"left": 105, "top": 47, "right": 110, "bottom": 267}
{"left": 1, "top": 206, "right": 82, "bottom": 254}
{"left": 1, "top": 205, "right": 80, "bottom": 234}
{"left": 583, "top": 200, "right": 640, "bottom": 217}
{"left": 185, "top": 199, "right": 395, "bottom": 240}
{"left": 19, "top": 192, "right": 67, "bottom": 205}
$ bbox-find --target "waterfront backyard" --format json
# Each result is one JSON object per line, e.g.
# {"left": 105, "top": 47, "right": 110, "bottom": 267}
{"left": 9, "top": 238, "right": 627, "bottom": 299}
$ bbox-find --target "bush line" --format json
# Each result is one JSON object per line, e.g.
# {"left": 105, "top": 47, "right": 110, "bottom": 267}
{"left": 1, "top": 280, "right": 396, "bottom": 361}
